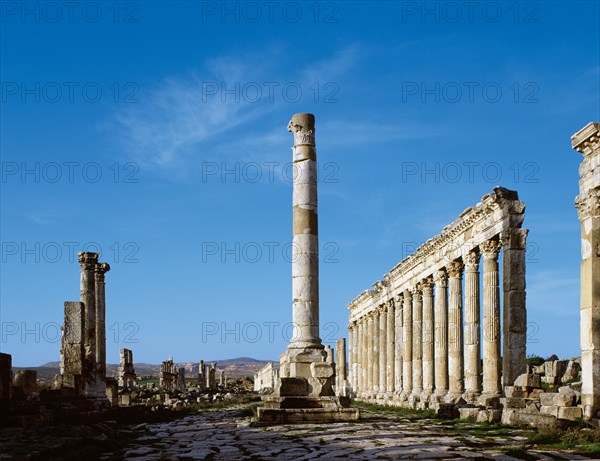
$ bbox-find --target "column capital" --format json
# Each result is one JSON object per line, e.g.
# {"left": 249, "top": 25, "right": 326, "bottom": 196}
{"left": 481, "top": 239, "right": 501, "bottom": 261}
{"left": 378, "top": 303, "right": 387, "bottom": 314}
{"left": 288, "top": 113, "right": 316, "bottom": 146}
{"left": 78, "top": 252, "right": 99, "bottom": 269}
{"left": 421, "top": 277, "right": 434, "bottom": 295}
{"left": 447, "top": 259, "right": 464, "bottom": 278}
{"left": 464, "top": 249, "right": 481, "bottom": 271}
{"left": 434, "top": 268, "right": 448, "bottom": 286}
{"left": 576, "top": 188, "right": 600, "bottom": 220}
{"left": 386, "top": 298, "right": 395, "bottom": 309}
{"left": 94, "top": 262, "right": 111, "bottom": 283}
{"left": 572, "top": 122, "right": 600, "bottom": 157}
{"left": 403, "top": 288, "right": 412, "bottom": 301}
{"left": 410, "top": 284, "right": 422, "bottom": 300}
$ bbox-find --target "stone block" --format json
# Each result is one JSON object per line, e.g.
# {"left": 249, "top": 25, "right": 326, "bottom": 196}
{"left": 501, "top": 408, "right": 558, "bottom": 428}
{"left": 540, "top": 405, "right": 559, "bottom": 417}
{"left": 501, "top": 397, "right": 526, "bottom": 409}
{"left": 553, "top": 393, "right": 575, "bottom": 407}
{"left": 514, "top": 373, "right": 541, "bottom": 388}
{"left": 278, "top": 378, "right": 309, "bottom": 396}
{"left": 310, "top": 362, "right": 334, "bottom": 379}
{"left": 13, "top": 370, "right": 37, "bottom": 397}
{"left": 529, "top": 388, "right": 543, "bottom": 399}
{"left": 540, "top": 393, "right": 555, "bottom": 406}
{"left": 504, "top": 386, "right": 528, "bottom": 398}
{"left": 558, "top": 406, "right": 583, "bottom": 421}
{"left": 459, "top": 407, "right": 479, "bottom": 420}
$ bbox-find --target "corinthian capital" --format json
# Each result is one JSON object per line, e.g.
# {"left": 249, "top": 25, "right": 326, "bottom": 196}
{"left": 78, "top": 252, "right": 99, "bottom": 269}
{"left": 447, "top": 259, "right": 464, "bottom": 278}
{"left": 481, "top": 239, "right": 501, "bottom": 261}
{"left": 94, "top": 262, "right": 111, "bottom": 283}
{"left": 420, "top": 277, "right": 434, "bottom": 295}
{"left": 464, "top": 249, "right": 480, "bottom": 271}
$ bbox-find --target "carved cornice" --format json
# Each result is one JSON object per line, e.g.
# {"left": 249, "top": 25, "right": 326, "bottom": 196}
{"left": 572, "top": 122, "right": 600, "bottom": 157}
{"left": 387, "top": 187, "right": 523, "bottom": 280}
{"left": 576, "top": 188, "right": 600, "bottom": 220}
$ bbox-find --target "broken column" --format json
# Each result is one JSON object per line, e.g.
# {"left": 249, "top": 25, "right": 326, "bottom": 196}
{"left": 95, "top": 262, "right": 110, "bottom": 399}
{"left": 13, "top": 370, "right": 37, "bottom": 399}
{"left": 198, "top": 360, "right": 206, "bottom": 391}
{"left": 220, "top": 370, "right": 225, "bottom": 387}
{"left": 118, "top": 348, "right": 136, "bottom": 389}
{"left": 572, "top": 121, "right": 600, "bottom": 418}
{"left": 61, "top": 301, "right": 85, "bottom": 393}
{"left": 0, "top": 353, "right": 12, "bottom": 400}
{"left": 258, "top": 113, "right": 357, "bottom": 422}
{"left": 78, "top": 251, "right": 98, "bottom": 398}
{"left": 335, "top": 338, "right": 347, "bottom": 396}
{"left": 208, "top": 363, "right": 217, "bottom": 390}
{"left": 178, "top": 368, "right": 186, "bottom": 393}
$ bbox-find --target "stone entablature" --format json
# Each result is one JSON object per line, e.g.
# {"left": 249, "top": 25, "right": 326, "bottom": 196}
{"left": 348, "top": 187, "right": 528, "bottom": 407}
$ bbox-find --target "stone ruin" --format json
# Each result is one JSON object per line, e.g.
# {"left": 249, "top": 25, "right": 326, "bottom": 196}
{"left": 159, "top": 357, "right": 178, "bottom": 392}
{"left": 254, "top": 362, "right": 280, "bottom": 393}
{"left": 341, "top": 121, "right": 600, "bottom": 427}
{"left": 118, "top": 348, "right": 136, "bottom": 390}
{"left": 56, "top": 252, "right": 111, "bottom": 401}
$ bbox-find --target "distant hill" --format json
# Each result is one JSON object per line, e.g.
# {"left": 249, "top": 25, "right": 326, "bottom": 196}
{"left": 18, "top": 357, "right": 277, "bottom": 382}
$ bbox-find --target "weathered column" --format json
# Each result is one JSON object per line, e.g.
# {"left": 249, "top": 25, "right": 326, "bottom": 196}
{"left": 367, "top": 313, "right": 374, "bottom": 395}
{"left": 447, "top": 259, "right": 464, "bottom": 400}
{"left": 379, "top": 305, "right": 387, "bottom": 395}
{"left": 421, "top": 277, "right": 435, "bottom": 400}
{"left": 434, "top": 269, "right": 448, "bottom": 396}
{"left": 412, "top": 285, "right": 423, "bottom": 398}
{"left": 402, "top": 289, "right": 413, "bottom": 397}
{"left": 501, "top": 227, "right": 528, "bottom": 387}
{"left": 78, "top": 251, "right": 98, "bottom": 398}
{"left": 464, "top": 249, "right": 481, "bottom": 402}
{"left": 94, "top": 262, "right": 110, "bottom": 399}
{"left": 394, "top": 294, "right": 404, "bottom": 395}
{"left": 481, "top": 239, "right": 502, "bottom": 397}
{"left": 336, "top": 337, "right": 347, "bottom": 396}
{"left": 356, "top": 320, "right": 362, "bottom": 395}
{"left": 572, "top": 122, "right": 600, "bottom": 417}
{"left": 287, "top": 113, "right": 322, "bottom": 362}
{"left": 348, "top": 323, "right": 355, "bottom": 393}
{"left": 386, "top": 298, "right": 395, "bottom": 397}
{"left": 372, "top": 310, "right": 380, "bottom": 397}
{"left": 362, "top": 317, "right": 369, "bottom": 397}
{"left": 61, "top": 301, "right": 85, "bottom": 392}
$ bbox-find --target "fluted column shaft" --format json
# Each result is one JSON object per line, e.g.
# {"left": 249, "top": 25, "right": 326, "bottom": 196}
{"left": 421, "top": 278, "right": 435, "bottom": 398}
{"left": 367, "top": 314, "right": 373, "bottom": 394}
{"left": 379, "top": 306, "right": 387, "bottom": 394}
{"left": 402, "top": 290, "right": 413, "bottom": 396}
{"left": 386, "top": 299, "right": 395, "bottom": 395}
{"left": 464, "top": 250, "right": 481, "bottom": 401}
{"left": 412, "top": 287, "right": 423, "bottom": 396}
{"left": 372, "top": 310, "right": 380, "bottom": 395}
{"left": 434, "top": 270, "right": 448, "bottom": 395}
{"left": 482, "top": 240, "right": 502, "bottom": 396}
{"left": 448, "top": 260, "right": 464, "bottom": 397}
{"left": 394, "top": 295, "right": 404, "bottom": 394}
{"left": 94, "top": 262, "right": 110, "bottom": 399}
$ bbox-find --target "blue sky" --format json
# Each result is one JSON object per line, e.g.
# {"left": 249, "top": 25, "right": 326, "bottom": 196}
{"left": 1, "top": 1, "right": 598, "bottom": 367}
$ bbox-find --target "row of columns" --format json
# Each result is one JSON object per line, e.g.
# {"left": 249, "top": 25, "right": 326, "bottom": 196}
{"left": 349, "top": 239, "right": 506, "bottom": 403}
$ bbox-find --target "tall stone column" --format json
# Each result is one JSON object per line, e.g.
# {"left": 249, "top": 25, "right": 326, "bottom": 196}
{"left": 386, "top": 299, "right": 395, "bottom": 397}
{"left": 412, "top": 286, "right": 423, "bottom": 397}
{"left": 372, "top": 310, "right": 380, "bottom": 397}
{"left": 379, "top": 305, "right": 387, "bottom": 395}
{"left": 349, "top": 323, "right": 356, "bottom": 393}
{"left": 394, "top": 294, "right": 403, "bottom": 394}
{"left": 402, "top": 289, "right": 413, "bottom": 398}
{"left": 367, "top": 313, "right": 374, "bottom": 395}
{"left": 481, "top": 239, "right": 501, "bottom": 397}
{"left": 289, "top": 113, "right": 320, "bottom": 350}
{"left": 94, "top": 262, "right": 110, "bottom": 399}
{"left": 421, "top": 277, "right": 434, "bottom": 400}
{"left": 501, "top": 227, "right": 528, "bottom": 387}
{"left": 464, "top": 250, "right": 481, "bottom": 402}
{"left": 356, "top": 319, "right": 363, "bottom": 395}
{"left": 78, "top": 251, "right": 98, "bottom": 398}
{"left": 572, "top": 122, "right": 600, "bottom": 417}
{"left": 336, "top": 338, "right": 347, "bottom": 396}
{"left": 447, "top": 259, "right": 464, "bottom": 400}
{"left": 434, "top": 269, "right": 448, "bottom": 396}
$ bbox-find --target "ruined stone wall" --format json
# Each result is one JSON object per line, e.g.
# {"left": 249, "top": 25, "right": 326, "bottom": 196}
{"left": 348, "top": 187, "right": 528, "bottom": 409}
{"left": 254, "top": 362, "right": 279, "bottom": 392}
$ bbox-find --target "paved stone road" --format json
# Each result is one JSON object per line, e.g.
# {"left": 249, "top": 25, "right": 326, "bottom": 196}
{"left": 105, "top": 408, "right": 594, "bottom": 460}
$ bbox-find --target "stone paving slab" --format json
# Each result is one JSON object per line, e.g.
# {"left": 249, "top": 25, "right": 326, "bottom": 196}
{"left": 102, "top": 408, "right": 595, "bottom": 460}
